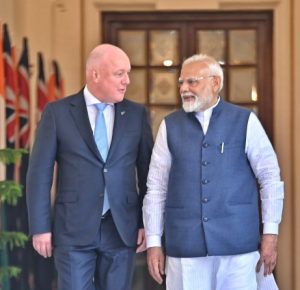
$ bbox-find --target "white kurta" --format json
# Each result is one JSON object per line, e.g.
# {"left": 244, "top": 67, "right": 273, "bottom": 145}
{"left": 143, "top": 99, "right": 284, "bottom": 290}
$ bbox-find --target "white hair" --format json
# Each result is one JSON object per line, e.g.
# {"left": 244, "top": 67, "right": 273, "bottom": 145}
{"left": 182, "top": 54, "right": 224, "bottom": 93}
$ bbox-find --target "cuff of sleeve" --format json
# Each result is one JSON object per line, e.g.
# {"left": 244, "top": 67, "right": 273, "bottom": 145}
{"left": 263, "top": 222, "right": 279, "bottom": 235}
{"left": 146, "top": 235, "right": 162, "bottom": 248}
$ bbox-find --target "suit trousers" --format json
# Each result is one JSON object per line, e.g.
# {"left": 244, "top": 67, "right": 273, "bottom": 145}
{"left": 54, "top": 214, "right": 136, "bottom": 290}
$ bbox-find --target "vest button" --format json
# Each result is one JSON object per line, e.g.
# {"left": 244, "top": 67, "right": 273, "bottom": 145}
{"left": 202, "top": 142, "right": 209, "bottom": 148}
{"left": 103, "top": 168, "right": 108, "bottom": 173}
{"left": 202, "top": 197, "right": 208, "bottom": 203}
{"left": 202, "top": 161, "right": 208, "bottom": 166}
{"left": 202, "top": 179, "right": 209, "bottom": 184}
{"left": 203, "top": 217, "right": 208, "bottom": 222}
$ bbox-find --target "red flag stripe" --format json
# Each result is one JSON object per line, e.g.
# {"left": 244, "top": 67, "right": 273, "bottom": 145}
{"left": 48, "top": 60, "right": 64, "bottom": 101}
{"left": 0, "top": 24, "right": 4, "bottom": 98}
{"left": 37, "top": 79, "right": 48, "bottom": 111}
{"left": 37, "top": 52, "right": 48, "bottom": 121}
{"left": 18, "top": 38, "right": 30, "bottom": 148}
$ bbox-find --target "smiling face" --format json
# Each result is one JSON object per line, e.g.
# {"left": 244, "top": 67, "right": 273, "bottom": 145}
{"left": 86, "top": 44, "right": 131, "bottom": 103}
{"left": 179, "top": 61, "right": 220, "bottom": 112}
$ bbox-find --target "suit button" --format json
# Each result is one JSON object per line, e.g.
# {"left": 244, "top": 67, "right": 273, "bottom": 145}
{"left": 202, "top": 142, "right": 209, "bottom": 148}
{"left": 103, "top": 168, "right": 108, "bottom": 173}
{"left": 203, "top": 217, "right": 208, "bottom": 222}
{"left": 202, "top": 179, "right": 209, "bottom": 184}
{"left": 202, "top": 197, "right": 208, "bottom": 203}
{"left": 202, "top": 161, "right": 209, "bottom": 166}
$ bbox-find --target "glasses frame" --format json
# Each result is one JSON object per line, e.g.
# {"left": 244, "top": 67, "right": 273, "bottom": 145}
{"left": 178, "top": 75, "right": 215, "bottom": 87}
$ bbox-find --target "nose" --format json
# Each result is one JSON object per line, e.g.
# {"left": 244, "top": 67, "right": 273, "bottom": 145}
{"left": 122, "top": 73, "right": 130, "bottom": 85}
{"left": 179, "top": 81, "right": 189, "bottom": 93}
{"left": 179, "top": 82, "right": 189, "bottom": 94}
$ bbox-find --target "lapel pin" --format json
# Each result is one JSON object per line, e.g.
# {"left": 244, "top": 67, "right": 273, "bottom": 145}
{"left": 121, "top": 111, "right": 126, "bottom": 115}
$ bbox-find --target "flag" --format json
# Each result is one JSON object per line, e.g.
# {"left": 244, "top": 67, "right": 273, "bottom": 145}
{"left": 17, "top": 37, "right": 30, "bottom": 207}
{"left": 36, "top": 52, "right": 48, "bottom": 121}
{"left": 3, "top": 23, "right": 18, "bottom": 150}
{"left": 48, "top": 60, "right": 64, "bottom": 101}
{"left": 0, "top": 23, "right": 4, "bottom": 100}
{"left": 18, "top": 37, "right": 30, "bottom": 149}
{"left": 0, "top": 23, "right": 6, "bottom": 149}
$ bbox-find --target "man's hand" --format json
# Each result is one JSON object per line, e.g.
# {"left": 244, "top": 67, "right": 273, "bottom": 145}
{"left": 256, "top": 234, "right": 278, "bottom": 276}
{"left": 136, "top": 229, "right": 147, "bottom": 253}
{"left": 32, "top": 232, "right": 52, "bottom": 258}
{"left": 147, "top": 247, "right": 165, "bottom": 284}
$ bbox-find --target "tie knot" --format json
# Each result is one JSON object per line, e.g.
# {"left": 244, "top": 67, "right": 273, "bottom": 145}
{"left": 95, "top": 103, "right": 107, "bottom": 112}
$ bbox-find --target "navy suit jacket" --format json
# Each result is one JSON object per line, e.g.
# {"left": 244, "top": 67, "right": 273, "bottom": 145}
{"left": 26, "top": 91, "right": 153, "bottom": 247}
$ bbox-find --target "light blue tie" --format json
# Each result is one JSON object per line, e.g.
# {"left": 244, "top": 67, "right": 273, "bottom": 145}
{"left": 94, "top": 103, "right": 110, "bottom": 215}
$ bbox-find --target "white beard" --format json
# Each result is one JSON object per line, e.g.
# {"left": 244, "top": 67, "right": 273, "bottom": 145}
{"left": 182, "top": 93, "right": 212, "bottom": 112}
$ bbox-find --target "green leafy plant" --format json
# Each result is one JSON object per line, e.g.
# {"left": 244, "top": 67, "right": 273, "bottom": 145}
{"left": 0, "top": 148, "right": 28, "bottom": 284}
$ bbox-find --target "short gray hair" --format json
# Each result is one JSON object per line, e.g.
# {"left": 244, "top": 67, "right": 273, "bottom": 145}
{"left": 183, "top": 54, "right": 224, "bottom": 93}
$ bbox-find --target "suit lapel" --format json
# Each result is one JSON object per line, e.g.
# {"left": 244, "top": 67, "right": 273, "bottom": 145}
{"left": 69, "top": 93, "right": 103, "bottom": 161}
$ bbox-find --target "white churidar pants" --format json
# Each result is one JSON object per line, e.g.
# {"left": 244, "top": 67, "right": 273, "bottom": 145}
{"left": 166, "top": 251, "right": 279, "bottom": 290}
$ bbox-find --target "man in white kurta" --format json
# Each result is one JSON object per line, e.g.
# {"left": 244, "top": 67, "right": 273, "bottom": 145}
{"left": 143, "top": 54, "right": 284, "bottom": 290}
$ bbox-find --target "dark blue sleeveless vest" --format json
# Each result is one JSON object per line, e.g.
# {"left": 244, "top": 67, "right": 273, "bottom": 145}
{"left": 164, "top": 99, "right": 260, "bottom": 257}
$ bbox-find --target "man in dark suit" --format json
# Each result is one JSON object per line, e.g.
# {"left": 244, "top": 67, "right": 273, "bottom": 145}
{"left": 26, "top": 43, "right": 153, "bottom": 290}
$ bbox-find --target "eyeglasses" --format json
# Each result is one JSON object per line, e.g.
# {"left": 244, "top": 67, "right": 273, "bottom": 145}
{"left": 177, "top": 76, "right": 215, "bottom": 88}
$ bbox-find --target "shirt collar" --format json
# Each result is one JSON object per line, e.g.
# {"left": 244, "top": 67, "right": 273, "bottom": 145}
{"left": 195, "top": 96, "right": 220, "bottom": 121}
{"left": 83, "top": 86, "right": 114, "bottom": 107}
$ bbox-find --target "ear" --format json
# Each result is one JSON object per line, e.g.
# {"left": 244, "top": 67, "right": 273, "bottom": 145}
{"left": 92, "top": 69, "right": 100, "bottom": 82}
{"left": 212, "top": 76, "right": 221, "bottom": 93}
